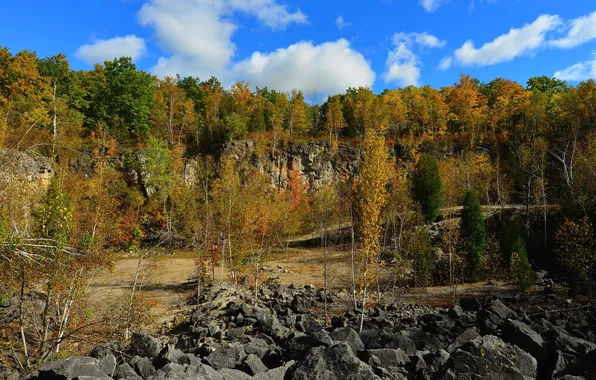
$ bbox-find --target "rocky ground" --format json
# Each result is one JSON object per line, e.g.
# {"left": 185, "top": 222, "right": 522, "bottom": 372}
{"left": 15, "top": 283, "right": 596, "bottom": 380}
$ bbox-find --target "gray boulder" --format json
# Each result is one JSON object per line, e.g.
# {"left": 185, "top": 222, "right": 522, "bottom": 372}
{"left": 443, "top": 335, "right": 537, "bottom": 380}
{"left": 330, "top": 327, "right": 365, "bottom": 354}
{"left": 502, "top": 319, "right": 547, "bottom": 364}
{"left": 132, "top": 332, "right": 162, "bottom": 358}
{"left": 287, "top": 342, "right": 380, "bottom": 380}
{"left": 206, "top": 343, "right": 247, "bottom": 370}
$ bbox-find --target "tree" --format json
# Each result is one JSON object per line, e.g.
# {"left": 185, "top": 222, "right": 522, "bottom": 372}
{"left": 508, "top": 236, "right": 535, "bottom": 291}
{"left": 447, "top": 74, "right": 487, "bottom": 146}
{"left": 324, "top": 95, "right": 345, "bottom": 142}
{"left": 460, "top": 190, "right": 486, "bottom": 281}
{"left": 287, "top": 89, "right": 309, "bottom": 135}
{"left": 310, "top": 184, "right": 337, "bottom": 325}
{"left": 151, "top": 76, "right": 197, "bottom": 146}
{"left": 83, "top": 57, "right": 154, "bottom": 139}
{"left": 353, "top": 131, "right": 390, "bottom": 331}
{"left": 412, "top": 154, "right": 443, "bottom": 223}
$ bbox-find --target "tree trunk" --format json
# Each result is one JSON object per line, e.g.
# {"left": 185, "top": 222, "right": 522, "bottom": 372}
{"left": 359, "top": 285, "right": 367, "bottom": 333}
{"left": 19, "top": 269, "right": 30, "bottom": 367}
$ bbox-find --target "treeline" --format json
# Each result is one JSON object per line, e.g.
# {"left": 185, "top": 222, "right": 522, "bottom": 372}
{"left": 1, "top": 48, "right": 596, "bottom": 369}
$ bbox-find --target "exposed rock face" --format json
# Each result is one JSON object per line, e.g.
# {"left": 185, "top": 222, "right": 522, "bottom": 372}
{"left": 23, "top": 285, "right": 596, "bottom": 380}
{"left": 0, "top": 149, "right": 52, "bottom": 190}
{"left": 186, "top": 140, "right": 360, "bottom": 190}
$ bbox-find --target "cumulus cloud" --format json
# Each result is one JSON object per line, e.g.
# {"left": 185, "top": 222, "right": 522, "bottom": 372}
{"left": 383, "top": 32, "right": 445, "bottom": 87}
{"left": 76, "top": 35, "right": 146, "bottom": 65}
{"left": 419, "top": 0, "right": 448, "bottom": 13}
{"left": 550, "top": 10, "right": 596, "bottom": 49}
{"left": 439, "top": 14, "right": 561, "bottom": 70}
{"left": 138, "top": 0, "right": 307, "bottom": 79}
{"left": 232, "top": 39, "right": 375, "bottom": 95}
{"left": 554, "top": 52, "right": 596, "bottom": 82}
{"left": 335, "top": 16, "right": 351, "bottom": 29}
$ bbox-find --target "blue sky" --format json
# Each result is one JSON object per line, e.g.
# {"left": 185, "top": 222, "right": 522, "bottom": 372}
{"left": 2, "top": 0, "right": 596, "bottom": 95}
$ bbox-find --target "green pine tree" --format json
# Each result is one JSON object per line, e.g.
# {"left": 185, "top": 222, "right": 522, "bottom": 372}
{"left": 412, "top": 154, "right": 443, "bottom": 223}
{"left": 461, "top": 190, "right": 486, "bottom": 281}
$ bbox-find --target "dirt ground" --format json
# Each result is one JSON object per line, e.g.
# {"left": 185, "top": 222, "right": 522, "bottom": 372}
{"left": 87, "top": 246, "right": 510, "bottom": 332}
{"left": 86, "top": 248, "right": 355, "bottom": 330}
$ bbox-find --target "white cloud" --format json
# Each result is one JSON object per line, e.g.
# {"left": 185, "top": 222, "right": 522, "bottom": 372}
{"left": 383, "top": 32, "right": 445, "bottom": 87}
{"left": 233, "top": 39, "right": 375, "bottom": 95}
{"left": 75, "top": 35, "right": 146, "bottom": 65}
{"left": 550, "top": 11, "right": 596, "bottom": 49}
{"left": 335, "top": 16, "right": 351, "bottom": 29}
{"left": 554, "top": 52, "right": 596, "bottom": 82}
{"left": 439, "top": 14, "right": 561, "bottom": 70}
{"left": 419, "top": 0, "right": 448, "bottom": 12}
{"left": 138, "top": 0, "right": 307, "bottom": 79}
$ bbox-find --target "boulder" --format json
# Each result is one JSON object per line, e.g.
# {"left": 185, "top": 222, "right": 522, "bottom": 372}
{"left": 219, "top": 368, "right": 253, "bottom": 380}
{"left": 131, "top": 355, "right": 156, "bottom": 378}
{"left": 115, "top": 362, "right": 143, "bottom": 380}
{"left": 444, "top": 335, "right": 537, "bottom": 380}
{"left": 487, "top": 300, "right": 514, "bottom": 320}
{"left": 286, "top": 330, "right": 333, "bottom": 359}
{"left": 206, "top": 343, "right": 247, "bottom": 370}
{"left": 132, "top": 332, "right": 162, "bottom": 358}
{"left": 34, "top": 357, "right": 110, "bottom": 380}
{"left": 287, "top": 342, "right": 380, "bottom": 380}
{"left": 502, "top": 319, "right": 547, "bottom": 364}
{"left": 330, "top": 328, "right": 365, "bottom": 354}
{"left": 97, "top": 354, "right": 117, "bottom": 377}
{"left": 380, "top": 332, "right": 416, "bottom": 355}
{"left": 360, "top": 348, "right": 409, "bottom": 369}
{"left": 153, "top": 344, "right": 186, "bottom": 369}
{"left": 252, "top": 360, "right": 295, "bottom": 380}
{"left": 242, "top": 354, "right": 268, "bottom": 375}
{"left": 359, "top": 329, "right": 381, "bottom": 349}
{"left": 447, "top": 328, "right": 480, "bottom": 352}
{"left": 549, "top": 327, "right": 596, "bottom": 356}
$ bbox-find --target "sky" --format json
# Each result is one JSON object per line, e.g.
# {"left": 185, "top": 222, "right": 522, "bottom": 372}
{"left": 2, "top": 0, "right": 596, "bottom": 96}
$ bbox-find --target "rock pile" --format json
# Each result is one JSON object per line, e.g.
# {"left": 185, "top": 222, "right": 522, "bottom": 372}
{"left": 23, "top": 284, "right": 596, "bottom": 379}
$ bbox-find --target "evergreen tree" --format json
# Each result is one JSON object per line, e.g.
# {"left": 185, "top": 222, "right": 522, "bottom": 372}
{"left": 412, "top": 154, "right": 443, "bottom": 223}
{"left": 461, "top": 190, "right": 486, "bottom": 281}
{"left": 510, "top": 237, "right": 535, "bottom": 291}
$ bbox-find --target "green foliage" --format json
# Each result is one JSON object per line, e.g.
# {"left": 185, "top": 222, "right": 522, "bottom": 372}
{"left": 460, "top": 190, "right": 486, "bottom": 281}
{"left": 412, "top": 154, "right": 443, "bottom": 223}
{"left": 84, "top": 57, "right": 155, "bottom": 139}
{"left": 224, "top": 112, "right": 249, "bottom": 140}
{"left": 510, "top": 248, "right": 535, "bottom": 291}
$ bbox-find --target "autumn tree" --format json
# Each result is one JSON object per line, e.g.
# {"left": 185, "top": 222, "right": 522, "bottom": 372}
{"left": 324, "top": 95, "right": 345, "bottom": 142}
{"left": 447, "top": 74, "right": 487, "bottom": 146}
{"left": 460, "top": 190, "right": 486, "bottom": 281}
{"left": 287, "top": 89, "right": 309, "bottom": 135}
{"left": 151, "top": 76, "right": 197, "bottom": 146}
{"left": 412, "top": 154, "right": 443, "bottom": 223}
{"left": 353, "top": 130, "right": 389, "bottom": 331}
